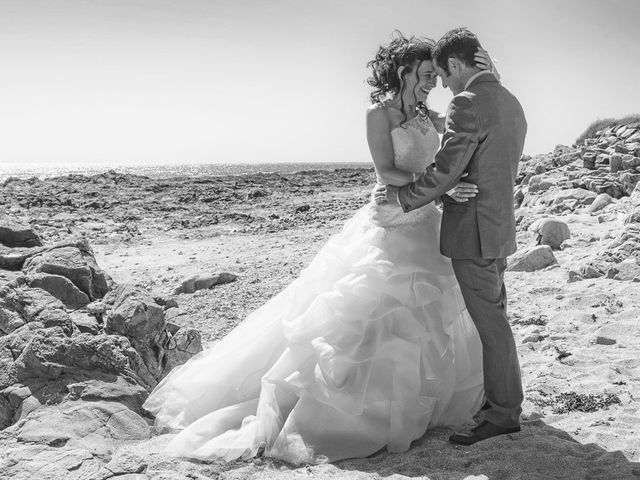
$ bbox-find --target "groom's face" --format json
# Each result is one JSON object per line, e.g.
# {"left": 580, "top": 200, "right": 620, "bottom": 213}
{"left": 434, "top": 59, "right": 463, "bottom": 95}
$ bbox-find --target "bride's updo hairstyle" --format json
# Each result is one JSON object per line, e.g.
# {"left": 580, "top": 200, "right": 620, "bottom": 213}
{"left": 367, "top": 31, "right": 435, "bottom": 120}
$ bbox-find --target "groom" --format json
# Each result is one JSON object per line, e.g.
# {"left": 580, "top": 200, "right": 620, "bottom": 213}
{"left": 374, "top": 27, "right": 527, "bottom": 445}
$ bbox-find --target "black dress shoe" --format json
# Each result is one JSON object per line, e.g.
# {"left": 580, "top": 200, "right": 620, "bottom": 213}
{"left": 449, "top": 421, "right": 521, "bottom": 446}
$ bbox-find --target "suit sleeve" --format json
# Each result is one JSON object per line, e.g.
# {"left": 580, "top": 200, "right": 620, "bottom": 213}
{"left": 398, "top": 95, "right": 480, "bottom": 212}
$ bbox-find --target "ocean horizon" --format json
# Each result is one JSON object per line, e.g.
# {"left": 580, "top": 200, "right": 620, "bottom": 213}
{"left": 0, "top": 161, "right": 374, "bottom": 182}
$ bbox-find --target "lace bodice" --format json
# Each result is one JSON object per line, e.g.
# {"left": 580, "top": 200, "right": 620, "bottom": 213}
{"left": 375, "top": 115, "right": 440, "bottom": 184}
{"left": 370, "top": 114, "right": 441, "bottom": 227}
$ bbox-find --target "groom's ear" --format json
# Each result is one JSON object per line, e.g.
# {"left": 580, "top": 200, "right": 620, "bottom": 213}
{"left": 447, "top": 57, "right": 458, "bottom": 73}
{"left": 396, "top": 65, "right": 407, "bottom": 82}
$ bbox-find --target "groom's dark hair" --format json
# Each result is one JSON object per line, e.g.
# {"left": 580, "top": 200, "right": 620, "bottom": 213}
{"left": 433, "top": 27, "right": 482, "bottom": 75}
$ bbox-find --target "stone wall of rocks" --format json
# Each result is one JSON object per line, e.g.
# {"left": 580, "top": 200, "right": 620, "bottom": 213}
{"left": 513, "top": 120, "right": 640, "bottom": 282}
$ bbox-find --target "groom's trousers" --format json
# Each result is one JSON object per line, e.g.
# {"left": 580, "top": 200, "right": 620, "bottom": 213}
{"left": 451, "top": 257, "right": 523, "bottom": 428}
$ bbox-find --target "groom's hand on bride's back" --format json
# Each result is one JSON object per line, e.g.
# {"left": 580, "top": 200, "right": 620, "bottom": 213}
{"left": 448, "top": 180, "right": 479, "bottom": 203}
{"left": 372, "top": 184, "right": 399, "bottom": 205}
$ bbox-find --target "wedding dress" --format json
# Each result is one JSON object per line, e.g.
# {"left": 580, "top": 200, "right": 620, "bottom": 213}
{"left": 143, "top": 114, "right": 484, "bottom": 464}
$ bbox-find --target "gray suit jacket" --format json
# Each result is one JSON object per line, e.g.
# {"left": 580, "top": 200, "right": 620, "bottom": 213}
{"left": 398, "top": 74, "right": 527, "bottom": 259}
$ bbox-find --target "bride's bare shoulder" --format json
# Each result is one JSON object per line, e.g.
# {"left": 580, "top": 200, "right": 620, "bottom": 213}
{"left": 366, "top": 103, "right": 393, "bottom": 127}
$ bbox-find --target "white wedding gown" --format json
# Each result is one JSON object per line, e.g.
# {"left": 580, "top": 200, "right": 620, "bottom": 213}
{"left": 143, "top": 114, "right": 484, "bottom": 464}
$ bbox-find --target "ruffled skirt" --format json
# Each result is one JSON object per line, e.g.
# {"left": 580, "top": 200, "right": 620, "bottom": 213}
{"left": 143, "top": 200, "right": 484, "bottom": 464}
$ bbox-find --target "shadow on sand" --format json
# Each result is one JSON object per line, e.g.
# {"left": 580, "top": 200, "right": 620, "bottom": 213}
{"left": 332, "top": 418, "right": 639, "bottom": 480}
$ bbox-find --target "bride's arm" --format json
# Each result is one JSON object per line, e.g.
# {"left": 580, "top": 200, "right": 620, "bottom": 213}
{"left": 366, "top": 106, "right": 415, "bottom": 186}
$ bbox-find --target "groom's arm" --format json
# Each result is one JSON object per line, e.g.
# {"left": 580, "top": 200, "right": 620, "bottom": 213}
{"left": 398, "top": 95, "right": 480, "bottom": 213}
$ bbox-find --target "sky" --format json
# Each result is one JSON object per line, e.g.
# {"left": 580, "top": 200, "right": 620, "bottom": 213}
{"left": 1, "top": 0, "right": 639, "bottom": 169}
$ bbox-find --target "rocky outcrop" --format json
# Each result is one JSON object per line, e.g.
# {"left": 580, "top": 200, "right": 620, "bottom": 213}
{"left": 0, "top": 225, "right": 203, "bottom": 474}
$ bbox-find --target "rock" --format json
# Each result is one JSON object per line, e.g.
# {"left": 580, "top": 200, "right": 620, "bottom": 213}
{"left": 104, "top": 284, "right": 166, "bottom": 386}
{"left": 521, "top": 326, "right": 548, "bottom": 343}
{"left": 0, "top": 443, "right": 101, "bottom": 480}
{"left": 104, "top": 284, "right": 164, "bottom": 342}
{"left": 605, "top": 258, "right": 640, "bottom": 281}
{"left": 69, "top": 311, "right": 101, "bottom": 334}
{"left": 0, "top": 245, "right": 45, "bottom": 270}
{"left": 66, "top": 375, "right": 148, "bottom": 412}
{"left": 26, "top": 273, "right": 90, "bottom": 308}
{"left": 553, "top": 188, "right": 597, "bottom": 206}
{"left": 588, "top": 193, "right": 614, "bottom": 213}
{"left": 529, "top": 218, "right": 571, "bottom": 249}
{"left": 14, "top": 327, "right": 156, "bottom": 391}
{"left": 0, "top": 215, "right": 42, "bottom": 248}
{"left": 103, "top": 450, "right": 148, "bottom": 476}
{"left": 16, "top": 400, "right": 150, "bottom": 455}
{"left": 593, "top": 336, "right": 616, "bottom": 345}
{"left": 507, "top": 246, "right": 558, "bottom": 272}
{"left": 610, "top": 153, "right": 623, "bottom": 173}
{"left": 161, "top": 327, "right": 203, "bottom": 377}
{"left": 22, "top": 244, "right": 109, "bottom": 300}
{"left": 153, "top": 295, "right": 178, "bottom": 309}
{"left": 0, "top": 285, "right": 73, "bottom": 336}
{"left": 174, "top": 272, "right": 238, "bottom": 294}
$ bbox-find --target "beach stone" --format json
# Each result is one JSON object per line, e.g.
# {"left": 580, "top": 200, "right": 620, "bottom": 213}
{"left": 588, "top": 193, "right": 614, "bottom": 213}
{"left": 507, "top": 245, "right": 558, "bottom": 272}
{"left": 0, "top": 285, "right": 73, "bottom": 336}
{"left": 610, "top": 153, "right": 623, "bottom": 173}
{"left": 174, "top": 272, "right": 238, "bottom": 294}
{"left": 17, "top": 400, "right": 150, "bottom": 455}
{"left": 15, "top": 327, "right": 156, "bottom": 391}
{"left": 0, "top": 245, "right": 46, "bottom": 271}
{"left": 553, "top": 188, "right": 597, "bottom": 206}
{"left": 161, "top": 327, "right": 203, "bottom": 375}
{"left": 69, "top": 311, "right": 101, "bottom": 334}
{"left": 0, "top": 443, "right": 101, "bottom": 480}
{"left": 528, "top": 174, "right": 557, "bottom": 193}
{"left": 605, "top": 259, "right": 640, "bottom": 281}
{"left": 22, "top": 245, "right": 109, "bottom": 300}
{"left": 593, "top": 336, "right": 616, "bottom": 346}
{"left": 104, "top": 284, "right": 164, "bottom": 342}
{"left": 26, "top": 272, "right": 90, "bottom": 308}
{"left": 529, "top": 218, "right": 570, "bottom": 249}
{"left": 0, "top": 215, "right": 42, "bottom": 248}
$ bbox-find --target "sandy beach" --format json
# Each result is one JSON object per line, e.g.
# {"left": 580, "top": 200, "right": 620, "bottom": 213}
{"left": 1, "top": 153, "right": 639, "bottom": 479}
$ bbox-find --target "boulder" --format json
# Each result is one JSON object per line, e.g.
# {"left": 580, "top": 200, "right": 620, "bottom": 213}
{"left": 0, "top": 215, "right": 42, "bottom": 248}
{"left": 507, "top": 245, "right": 558, "bottom": 272}
{"left": 104, "top": 284, "right": 164, "bottom": 343}
{"left": 104, "top": 284, "right": 166, "bottom": 385}
{"left": 552, "top": 188, "right": 597, "bottom": 206}
{"left": 587, "top": 193, "right": 614, "bottom": 213}
{"left": 22, "top": 243, "right": 109, "bottom": 300}
{"left": 161, "top": 327, "right": 203, "bottom": 376}
{"left": 0, "top": 285, "right": 72, "bottom": 336}
{"left": 0, "top": 245, "right": 45, "bottom": 271}
{"left": 14, "top": 327, "right": 156, "bottom": 391}
{"left": 529, "top": 218, "right": 571, "bottom": 249}
{"left": 26, "top": 273, "right": 90, "bottom": 308}
{"left": 16, "top": 400, "right": 150, "bottom": 455}
{"left": 174, "top": 272, "right": 238, "bottom": 294}
{"left": 605, "top": 259, "right": 640, "bottom": 281}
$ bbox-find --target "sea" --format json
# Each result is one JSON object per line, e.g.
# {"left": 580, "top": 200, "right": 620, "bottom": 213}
{"left": 0, "top": 162, "right": 374, "bottom": 182}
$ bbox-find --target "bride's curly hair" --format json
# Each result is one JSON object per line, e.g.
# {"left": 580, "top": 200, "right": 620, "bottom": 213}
{"left": 367, "top": 31, "right": 435, "bottom": 120}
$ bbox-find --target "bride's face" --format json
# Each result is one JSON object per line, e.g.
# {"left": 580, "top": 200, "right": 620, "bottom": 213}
{"left": 401, "top": 60, "right": 438, "bottom": 104}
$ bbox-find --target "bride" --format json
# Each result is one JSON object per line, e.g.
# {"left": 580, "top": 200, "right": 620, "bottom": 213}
{"left": 144, "top": 32, "right": 497, "bottom": 464}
